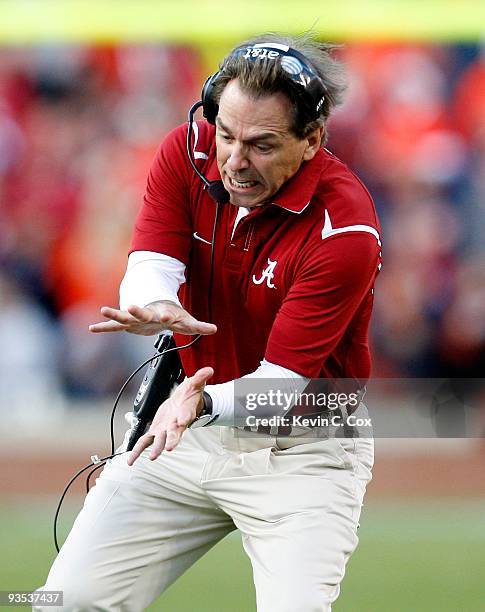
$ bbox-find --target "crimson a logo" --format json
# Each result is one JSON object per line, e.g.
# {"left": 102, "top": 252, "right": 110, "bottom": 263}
{"left": 252, "top": 258, "right": 277, "bottom": 289}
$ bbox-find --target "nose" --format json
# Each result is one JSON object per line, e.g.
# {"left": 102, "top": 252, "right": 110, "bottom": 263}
{"left": 226, "top": 142, "right": 249, "bottom": 172}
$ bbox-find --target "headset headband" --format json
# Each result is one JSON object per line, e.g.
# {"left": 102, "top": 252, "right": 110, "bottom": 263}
{"left": 201, "top": 42, "right": 327, "bottom": 125}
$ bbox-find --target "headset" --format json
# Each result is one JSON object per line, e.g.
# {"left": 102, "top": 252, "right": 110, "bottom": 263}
{"left": 186, "top": 41, "right": 328, "bottom": 205}
{"left": 201, "top": 42, "right": 327, "bottom": 125}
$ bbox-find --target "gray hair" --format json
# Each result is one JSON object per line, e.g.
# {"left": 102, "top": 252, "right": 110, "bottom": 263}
{"left": 212, "top": 32, "right": 347, "bottom": 142}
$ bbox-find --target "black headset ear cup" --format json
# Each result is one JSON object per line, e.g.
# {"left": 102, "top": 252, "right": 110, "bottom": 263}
{"left": 201, "top": 72, "right": 221, "bottom": 124}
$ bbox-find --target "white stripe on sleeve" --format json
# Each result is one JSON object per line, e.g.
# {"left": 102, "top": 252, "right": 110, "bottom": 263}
{"left": 321, "top": 209, "right": 381, "bottom": 246}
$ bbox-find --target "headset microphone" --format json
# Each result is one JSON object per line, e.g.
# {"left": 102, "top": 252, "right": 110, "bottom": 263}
{"left": 207, "top": 181, "right": 230, "bottom": 205}
{"left": 187, "top": 101, "right": 230, "bottom": 205}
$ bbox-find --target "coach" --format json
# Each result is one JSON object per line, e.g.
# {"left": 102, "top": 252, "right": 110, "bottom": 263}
{"left": 37, "top": 33, "right": 381, "bottom": 611}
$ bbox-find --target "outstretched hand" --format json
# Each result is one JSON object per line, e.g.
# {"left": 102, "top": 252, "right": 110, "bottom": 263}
{"left": 127, "top": 366, "right": 214, "bottom": 465}
{"left": 89, "top": 301, "right": 217, "bottom": 336}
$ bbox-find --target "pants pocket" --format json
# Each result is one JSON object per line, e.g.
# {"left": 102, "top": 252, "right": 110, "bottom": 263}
{"left": 270, "top": 438, "right": 354, "bottom": 474}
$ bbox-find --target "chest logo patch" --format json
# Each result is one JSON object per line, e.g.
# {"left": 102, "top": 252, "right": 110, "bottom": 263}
{"left": 252, "top": 258, "right": 277, "bottom": 289}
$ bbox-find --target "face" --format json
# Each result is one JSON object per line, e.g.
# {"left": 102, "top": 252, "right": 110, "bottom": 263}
{"left": 215, "top": 79, "right": 323, "bottom": 208}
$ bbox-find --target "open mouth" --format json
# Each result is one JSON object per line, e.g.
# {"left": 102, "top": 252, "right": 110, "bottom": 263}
{"left": 228, "top": 177, "right": 258, "bottom": 190}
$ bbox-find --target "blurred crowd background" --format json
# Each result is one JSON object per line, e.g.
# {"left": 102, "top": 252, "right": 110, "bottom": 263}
{"left": 0, "top": 42, "right": 484, "bottom": 412}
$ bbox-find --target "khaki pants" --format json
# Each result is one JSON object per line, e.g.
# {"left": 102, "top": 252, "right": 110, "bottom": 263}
{"left": 35, "top": 423, "right": 373, "bottom": 612}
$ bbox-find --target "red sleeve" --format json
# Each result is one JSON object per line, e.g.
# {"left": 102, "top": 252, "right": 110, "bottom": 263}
{"left": 130, "top": 124, "right": 193, "bottom": 265}
{"left": 265, "top": 233, "right": 379, "bottom": 377}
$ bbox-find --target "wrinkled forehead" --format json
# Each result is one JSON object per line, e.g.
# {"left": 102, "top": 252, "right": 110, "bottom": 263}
{"left": 217, "top": 79, "right": 294, "bottom": 136}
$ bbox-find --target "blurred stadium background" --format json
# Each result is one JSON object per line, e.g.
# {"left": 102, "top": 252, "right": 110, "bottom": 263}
{"left": 1, "top": 1, "right": 484, "bottom": 610}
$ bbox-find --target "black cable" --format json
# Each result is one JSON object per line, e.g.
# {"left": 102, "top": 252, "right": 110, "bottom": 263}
{"left": 54, "top": 335, "right": 203, "bottom": 553}
{"left": 207, "top": 202, "right": 220, "bottom": 324}
{"left": 186, "top": 101, "right": 210, "bottom": 188}
{"left": 53, "top": 452, "right": 123, "bottom": 553}
{"left": 86, "top": 462, "right": 106, "bottom": 493}
{"left": 186, "top": 102, "right": 229, "bottom": 206}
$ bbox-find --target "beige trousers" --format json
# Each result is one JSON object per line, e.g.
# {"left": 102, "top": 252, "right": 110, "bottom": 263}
{"left": 35, "top": 423, "right": 373, "bottom": 612}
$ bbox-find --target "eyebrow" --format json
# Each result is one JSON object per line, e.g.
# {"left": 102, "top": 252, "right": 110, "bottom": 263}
{"left": 215, "top": 117, "right": 280, "bottom": 143}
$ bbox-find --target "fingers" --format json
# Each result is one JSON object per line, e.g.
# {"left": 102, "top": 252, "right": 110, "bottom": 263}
{"left": 172, "top": 367, "right": 213, "bottom": 406}
{"left": 161, "top": 316, "right": 217, "bottom": 336}
{"left": 127, "top": 304, "right": 157, "bottom": 323}
{"left": 148, "top": 430, "right": 167, "bottom": 460}
{"left": 100, "top": 306, "right": 137, "bottom": 323}
{"left": 127, "top": 433, "right": 155, "bottom": 466}
{"left": 90, "top": 304, "right": 217, "bottom": 337}
{"left": 89, "top": 305, "right": 156, "bottom": 334}
{"left": 89, "top": 306, "right": 136, "bottom": 333}
{"left": 189, "top": 320, "right": 217, "bottom": 335}
{"left": 89, "top": 320, "right": 128, "bottom": 333}
{"left": 127, "top": 429, "right": 169, "bottom": 465}
{"left": 189, "top": 366, "right": 215, "bottom": 390}
{"left": 165, "top": 428, "right": 183, "bottom": 452}
{"left": 126, "top": 423, "right": 182, "bottom": 464}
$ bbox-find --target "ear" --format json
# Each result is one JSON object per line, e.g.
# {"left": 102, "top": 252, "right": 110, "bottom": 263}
{"left": 302, "top": 125, "right": 325, "bottom": 161}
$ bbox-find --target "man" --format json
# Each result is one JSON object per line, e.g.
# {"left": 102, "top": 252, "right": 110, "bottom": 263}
{"left": 37, "top": 33, "right": 381, "bottom": 611}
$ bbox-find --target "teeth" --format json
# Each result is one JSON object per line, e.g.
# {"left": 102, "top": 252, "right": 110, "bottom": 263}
{"left": 230, "top": 177, "right": 256, "bottom": 189}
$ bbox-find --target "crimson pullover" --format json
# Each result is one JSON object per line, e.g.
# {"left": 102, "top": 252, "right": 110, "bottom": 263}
{"left": 131, "top": 121, "right": 382, "bottom": 384}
